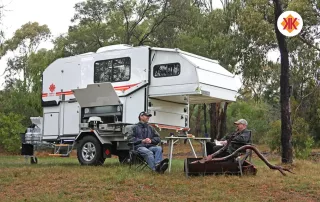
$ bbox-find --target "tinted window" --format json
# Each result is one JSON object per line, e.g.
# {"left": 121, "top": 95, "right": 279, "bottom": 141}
{"left": 94, "top": 57, "right": 130, "bottom": 83}
{"left": 153, "top": 63, "right": 181, "bottom": 78}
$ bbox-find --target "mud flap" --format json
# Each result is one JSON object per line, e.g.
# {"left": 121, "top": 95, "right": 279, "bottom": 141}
{"left": 102, "top": 144, "right": 112, "bottom": 158}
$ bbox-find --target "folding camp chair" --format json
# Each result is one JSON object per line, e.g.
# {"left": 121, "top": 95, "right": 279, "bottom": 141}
{"left": 234, "top": 130, "right": 254, "bottom": 176}
{"left": 124, "top": 125, "right": 151, "bottom": 171}
{"left": 127, "top": 142, "right": 152, "bottom": 171}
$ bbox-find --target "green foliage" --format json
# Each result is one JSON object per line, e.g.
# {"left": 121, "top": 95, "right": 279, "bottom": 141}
{"left": 1, "top": 22, "right": 51, "bottom": 57}
{"left": 266, "top": 118, "right": 314, "bottom": 159}
{"left": 0, "top": 113, "right": 25, "bottom": 153}
{"left": 265, "top": 120, "right": 281, "bottom": 152}
{"left": 292, "top": 117, "right": 314, "bottom": 159}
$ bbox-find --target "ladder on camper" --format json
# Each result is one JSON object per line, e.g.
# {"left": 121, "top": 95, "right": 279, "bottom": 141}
{"left": 49, "top": 141, "right": 74, "bottom": 157}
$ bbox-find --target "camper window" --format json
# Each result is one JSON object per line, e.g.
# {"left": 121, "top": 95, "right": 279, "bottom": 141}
{"left": 153, "top": 63, "right": 180, "bottom": 78}
{"left": 94, "top": 57, "right": 131, "bottom": 83}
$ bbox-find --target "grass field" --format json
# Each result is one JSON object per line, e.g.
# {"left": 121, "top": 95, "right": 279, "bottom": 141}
{"left": 0, "top": 143, "right": 320, "bottom": 202}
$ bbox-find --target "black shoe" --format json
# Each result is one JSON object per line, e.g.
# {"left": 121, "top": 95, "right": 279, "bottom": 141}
{"left": 155, "top": 163, "right": 161, "bottom": 172}
{"left": 159, "top": 163, "right": 168, "bottom": 174}
{"left": 159, "top": 158, "right": 169, "bottom": 167}
{"left": 155, "top": 158, "right": 169, "bottom": 173}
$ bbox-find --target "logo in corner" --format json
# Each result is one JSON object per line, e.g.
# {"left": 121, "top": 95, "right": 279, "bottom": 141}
{"left": 277, "top": 11, "right": 303, "bottom": 37}
{"left": 49, "top": 83, "right": 56, "bottom": 93}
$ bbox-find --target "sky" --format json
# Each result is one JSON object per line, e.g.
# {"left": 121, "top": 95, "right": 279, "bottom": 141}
{"left": 0, "top": 0, "right": 82, "bottom": 87}
{"left": 0, "top": 0, "right": 226, "bottom": 88}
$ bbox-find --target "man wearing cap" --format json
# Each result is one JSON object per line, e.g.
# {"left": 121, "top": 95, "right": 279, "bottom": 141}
{"left": 205, "top": 119, "right": 251, "bottom": 157}
{"left": 127, "top": 111, "right": 169, "bottom": 173}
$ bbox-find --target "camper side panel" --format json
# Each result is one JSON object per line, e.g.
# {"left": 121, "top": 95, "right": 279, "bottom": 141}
{"left": 148, "top": 98, "right": 188, "bottom": 127}
{"left": 149, "top": 50, "right": 198, "bottom": 97}
{"left": 123, "top": 88, "right": 146, "bottom": 123}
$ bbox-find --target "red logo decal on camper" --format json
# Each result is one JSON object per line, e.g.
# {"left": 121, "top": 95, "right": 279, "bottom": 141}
{"left": 49, "top": 83, "right": 56, "bottom": 92}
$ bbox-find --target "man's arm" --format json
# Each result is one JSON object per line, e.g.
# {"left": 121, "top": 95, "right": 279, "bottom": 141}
{"left": 127, "top": 126, "right": 143, "bottom": 145}
{"left": 150, "top": 126, "right": 161, "bottom": 145}
{"left": 220, "top": 133, "right": 233, "bottom": 141}
{"left": 232, "top": 130, "right": 251, "bottom": 144}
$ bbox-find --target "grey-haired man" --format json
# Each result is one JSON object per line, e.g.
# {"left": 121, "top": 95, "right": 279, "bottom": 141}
{"left": 206, "top": 119, "right": 251, "bottom": 157}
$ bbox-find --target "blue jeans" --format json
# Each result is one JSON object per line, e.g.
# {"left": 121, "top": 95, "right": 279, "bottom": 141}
{"left": 137, "top": 146, "right": 163, "bottom": 170}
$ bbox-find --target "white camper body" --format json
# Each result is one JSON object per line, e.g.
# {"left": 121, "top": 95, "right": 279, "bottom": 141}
{"left": 26, "top": 44, "right": 240, "bottom": 165}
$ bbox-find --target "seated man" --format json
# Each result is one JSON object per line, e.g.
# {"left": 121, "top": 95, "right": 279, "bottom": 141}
{"left": 128, "top": 111, "right": 169, "bottom": 173}
{"left": 206, "top": 119, "right": 251, "bottom": 158}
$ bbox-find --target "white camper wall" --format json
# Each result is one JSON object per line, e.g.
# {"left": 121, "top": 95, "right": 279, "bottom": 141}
{"left": 91, "top": 46, "right": 150, "bottom": 92}
{"left": 123, "top": 87, "right": 146, "bottom": 124}
{"left": 148, "top": 98, "right": 188, "bottom": 127}
{"left": 149, "top": 49, "right": 198, "bottom": 97}
{"left": 42, "top": 46, "right": 150, "bottom": 103}
{"left": 147, "top": 49, "right": 196, "bottom": 127}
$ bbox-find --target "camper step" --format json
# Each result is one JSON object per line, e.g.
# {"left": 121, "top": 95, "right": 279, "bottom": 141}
{"left": 54, "top": 144, "right": 71, "bottom": 147}
{"left": 49, "top": 154, "right": 70, "bottom": 157}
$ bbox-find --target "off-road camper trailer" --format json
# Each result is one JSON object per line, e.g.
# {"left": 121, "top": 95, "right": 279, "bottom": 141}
{"left": 21, "top": 44, "right": 240, "bottom": 165}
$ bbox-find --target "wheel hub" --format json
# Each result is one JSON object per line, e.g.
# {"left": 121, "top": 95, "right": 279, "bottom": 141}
{"left": 82, "top": 142, "right": 96, "bottom": 162}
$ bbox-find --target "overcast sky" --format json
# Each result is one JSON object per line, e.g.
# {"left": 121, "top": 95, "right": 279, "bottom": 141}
{"left": 0, "top": 0, "right": 82, "bottom": 87}
{"left": 0, "top": 0, "right": 224, "bottom": 88}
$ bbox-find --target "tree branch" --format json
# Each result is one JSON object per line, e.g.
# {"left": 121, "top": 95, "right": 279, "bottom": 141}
{"left": 298, "top": 35, "right": 320, "bottom": 52}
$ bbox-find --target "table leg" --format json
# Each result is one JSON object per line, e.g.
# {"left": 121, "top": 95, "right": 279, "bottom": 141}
{"left": 168, "top": 139, "right": 174, "bottom": 173}
{"left": 188, "top": 138, "right": 197, "bottom": 158}
{"left": 203, "top": 140, "right": 207, "bottom": 157}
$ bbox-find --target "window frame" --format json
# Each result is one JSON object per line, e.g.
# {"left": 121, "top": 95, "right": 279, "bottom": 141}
{"left": 94, "top": 57, "right": 131, "bottom": 83}
{"left": 153, "top": 62, "right": 181, "bottom": 78}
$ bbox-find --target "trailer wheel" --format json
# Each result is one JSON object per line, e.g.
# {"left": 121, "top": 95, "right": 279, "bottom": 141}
{"left": 77, "top": 136, "right": 103, "bottom": 166}
{"left": 30, "top": 157, "right": 38, "bottom": 164}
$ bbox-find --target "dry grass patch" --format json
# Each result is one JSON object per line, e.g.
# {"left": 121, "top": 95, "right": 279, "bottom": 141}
{"left": 0, "top": 144, "right": 320, "bottom": 202}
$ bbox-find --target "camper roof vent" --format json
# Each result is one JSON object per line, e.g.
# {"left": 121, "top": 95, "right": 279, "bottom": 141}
{"left": 96, "top": 44, "right": 132, "bottom": 53}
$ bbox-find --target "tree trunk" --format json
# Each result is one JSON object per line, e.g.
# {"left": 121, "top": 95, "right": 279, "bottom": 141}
{"left": 219, "top": 102, "right": 228, "bottom": 139}
{"left": 273, "top": 0, "right": 293, "bottom": 163}
{"left": 203, "top": 103, "right": 207, "bottom": 134}
{"left": 209, "top": 103, "right": 218, "bottom": 140}
{"left": 195, "top": 105, "right": 202, "bottom": 136}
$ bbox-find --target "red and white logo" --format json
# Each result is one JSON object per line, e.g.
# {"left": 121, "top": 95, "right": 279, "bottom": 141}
{"left": 49, "top": 83, "right": 56, "bottom": 96}
{"left": 277, "top": 11, "right": 303, "bottom": 37}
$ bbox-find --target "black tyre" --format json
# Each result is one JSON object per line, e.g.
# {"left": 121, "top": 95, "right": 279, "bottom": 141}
{"left": 77, "top": 136, "right": 104, "bottom": 166}
{"left": 30, "top": 157, "right": 38, "bottom": 164}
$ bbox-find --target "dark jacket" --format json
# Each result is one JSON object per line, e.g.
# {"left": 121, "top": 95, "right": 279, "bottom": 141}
{"left": 221, "top": 129, "right": 251, "bottom": 154}
{"left": 127, "top": 122, "right": 161, "bottom": 149}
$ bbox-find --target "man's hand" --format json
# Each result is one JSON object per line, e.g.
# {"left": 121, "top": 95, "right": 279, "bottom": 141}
{"left": 221, "top": 140, "right": 227, "bottom": 145}
{"left": 142, "top": 138, "right": 152, "bottom": 144}
{"left": 145, "top": 138, "right": 151, "bottom": 144}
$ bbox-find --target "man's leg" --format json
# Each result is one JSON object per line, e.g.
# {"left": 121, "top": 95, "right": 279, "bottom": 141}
{"left": 148, "top": 146, "right": 162, "bottom": 164}
{"left": 206, "top": 142, "right": 216, "bottom": 155}
{"left": 137, "top": 147, "right": 155, "bottom": 170}
{"left": 212, "top": 145, "right": 224, "bottom": 153}
{"left": 149, "top": 146, "right": 169, "bottom": 173}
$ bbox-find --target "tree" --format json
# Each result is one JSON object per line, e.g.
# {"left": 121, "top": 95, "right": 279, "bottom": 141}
{"left": 273, "top": 0, "right": 293, "bottom": 163}
{"left": 0, "top": 22, "right": 52, "bottom": 127}
{"left": 2, "top": 22, "right": 51, "bottom": 90}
